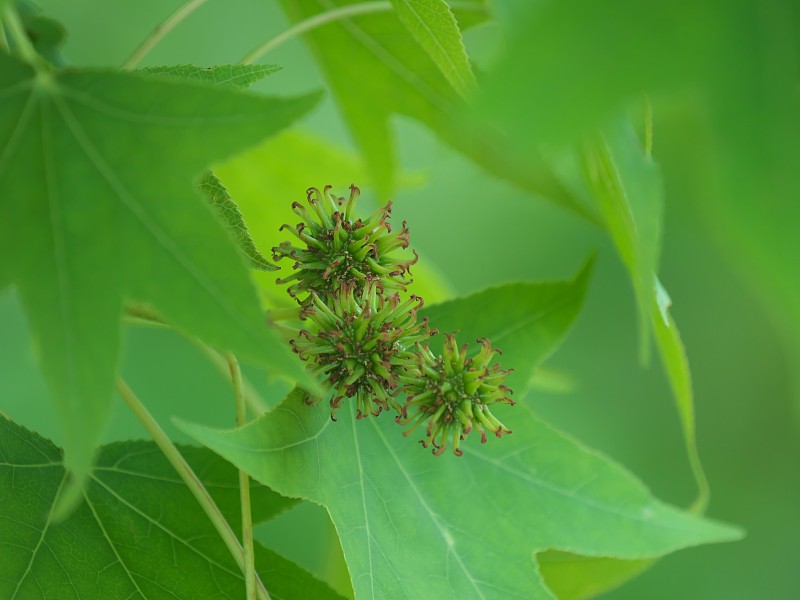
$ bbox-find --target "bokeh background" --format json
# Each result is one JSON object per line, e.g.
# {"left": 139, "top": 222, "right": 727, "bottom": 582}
{"left": 1, "top": 1, "right": 798, "bottom": 598}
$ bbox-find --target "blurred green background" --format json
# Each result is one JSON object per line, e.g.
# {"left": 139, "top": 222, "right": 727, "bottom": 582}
{"left": 1, "top": 1, "right": 798, "bottom": 598}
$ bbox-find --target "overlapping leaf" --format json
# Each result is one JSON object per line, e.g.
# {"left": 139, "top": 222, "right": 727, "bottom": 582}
{"left": 388, "top": 0, "right": 475, "bottom": 96}
{"left": 0, "top": 51, "right": 320, "bottom": 491}
{"left": 16, "top": 2, "right": 68, "bottom": 67}
{"left": 141, "top": 64, "right": 281, "bottom": 87}
{"left": 0, "top": 416, "right": 342, "bottom": 600}
{"left": 140, "top": 63, "right": 280, "bottom": 273}
{"left": 179, "top": 266, "right": 741, "bottom": 599}
{"left": 475, "top": 0, "right": 800, "bottom": 382}
{"left": 581, "top": 120, "right": 662, "bottom": 359}
{"left": 200, "top": 171, "right": 275, "bottom": 271}
{"left": 420, "top": 259, "right": 593, "bottom": 395}
{"left": 213, "top": 129, "right": 453, "bottom": 307}
{"left": 536, "top": 551, "right": 651, "bottom": 600}
{"left": 473, "top": 0, "right": 727, "bottom": 148}
{"left": 276, "top": 0, "right": 588, "bottom": 218}
{"left": 580, "top": 119, "right": 709, "bottom": 511}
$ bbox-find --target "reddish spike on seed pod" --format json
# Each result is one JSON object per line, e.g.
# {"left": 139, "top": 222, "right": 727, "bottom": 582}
{"left": 272, "top": 185, "right": 417, "bottom": 306}
{"left": 291, "top": 282, "right": 435, "bottom": 420}
{"left": 398, "top": 334, "right": 514, "bottom": 456}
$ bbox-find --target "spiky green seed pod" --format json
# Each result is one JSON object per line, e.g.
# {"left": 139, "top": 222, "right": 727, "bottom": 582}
{"left": 398, "top": 334, "right": 515, "bottom": 456}
{"left": 291, "top": 283, "right": 434, "bottom": 420}
{"left": 273, "top": 184, "right": 417, "bottom": 304}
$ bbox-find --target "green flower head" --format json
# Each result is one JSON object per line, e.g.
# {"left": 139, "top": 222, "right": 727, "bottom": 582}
{"left": 290, "top": 282, "right": 434, "bottom": 420}
{"left": 273, "top": 184, "right": 417, "bottom": 304}
{"left": 398, "top": 334, "right": 515, "bottom": 456}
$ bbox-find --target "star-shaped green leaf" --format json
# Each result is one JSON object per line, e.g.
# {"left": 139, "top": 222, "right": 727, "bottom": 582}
{"left": 0, "top": 416, "right": 344, "bottom": 600}
{"left": 0, "top": 51, "right": 320, "bottom": 492}
{"left": 179, "top": 266, "right": 741, "bottom": 599}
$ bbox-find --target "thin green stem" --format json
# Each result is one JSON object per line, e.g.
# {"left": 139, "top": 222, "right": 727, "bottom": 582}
{"left": 122, "top": 0, "right": 208, "bottom": 69}
{"left": 3, "top": 5, "right": 39, "bottom": 66}
{"left": 125, "top": 303, "right": 168, "bottom": 325}
{"left": 240, "top": 1, "right": 393, "bottom": 64}
{"left": 116, "top": 379, "right": 271, "bottom": 600}
{"left": 194, "top": 342, "right": 271, "bottom": 415}
{"left": 240, "top": 0, "right": 485, "bottom": 64}
{"left": 121, "top": 305, "right": 270, "bottom": 414}
{"left": 227, "top": 353, "right": 257, "bottom": 600}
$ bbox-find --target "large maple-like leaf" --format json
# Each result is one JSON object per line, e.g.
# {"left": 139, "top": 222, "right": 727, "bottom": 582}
{"left": 0, "top": 416, "right": 343, "bottom": 600}
{"left": 0, "top": 51, "right": 320, "bottom": 491}
{"left": 276, "top": 0, "right": 591, "bottom": 219}
{"left": 179, "top": 267, "right": 741, "bottom": 599}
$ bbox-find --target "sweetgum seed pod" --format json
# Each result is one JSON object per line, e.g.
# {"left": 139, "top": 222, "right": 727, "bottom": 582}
{"left": 291, "top": 282, "right": 434, "bottom": 420}
{"left": 273, "top": 184, "right": 416, "bottom": 306}
{"left": 398, "top": 334, "right": 515, "bottom": 456}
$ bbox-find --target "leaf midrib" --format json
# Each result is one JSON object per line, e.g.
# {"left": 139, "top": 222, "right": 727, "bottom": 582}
{"left": 313, "top": 0, "right": 451, "bottom": 111}
{"left": 395, "top": 0, "right": 473, "bottom": 93}
{"left": 49, "top": 89, "right": 267, "bottom": 354}
{"left": 370, "top": 420, "right": 489, "bottom": 600}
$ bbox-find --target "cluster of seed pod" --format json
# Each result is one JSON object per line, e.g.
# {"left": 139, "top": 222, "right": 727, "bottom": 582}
{"left": 397, "top": 335, "right": 515, "bottom": 456}
{"left": 272, "top": 184, "right": 416, "bottom": 305}
{"left": 274, "top": 185, "right": 514, "bottom": 455}
{"left": 290, "top": 284, "right": 433, "bottom": 420}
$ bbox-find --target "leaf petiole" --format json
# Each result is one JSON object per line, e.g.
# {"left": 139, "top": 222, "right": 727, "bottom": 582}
{"left": 122, "top": 304, "right": 272, "bottom": 414}
{"left": 227, "top": 353, "right": 258, "bottom": 600}
{"left": 116, "top": 378, "right": 271, "bottom": 600}
{"left": 121, "top": 0, "right": 208, "bottom": 69}
{"left": 2, "top": 4, "right": 40, "bottom": 66}
{"left": 241, "top": 1, "right": 395, "bottom": 64}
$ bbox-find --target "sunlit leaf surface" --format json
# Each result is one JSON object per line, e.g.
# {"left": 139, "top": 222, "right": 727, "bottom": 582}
{"left": 0, "top": 51, "right": 319, "bottom": 488}
{"left": 180, "top": 267, "right": 741, "bottom": 599}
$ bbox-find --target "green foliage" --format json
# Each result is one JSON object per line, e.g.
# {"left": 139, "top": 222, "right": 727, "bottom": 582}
{"left": 213, "top": 129, "right": 450, "bottom": 307}
{"left": 178, "top": 267, "right": 740, "bottom": 599}
{"left": 388, "top": 0, "right": 475, "bottom": 96}
{"left": 581, "top": 120, "right": 662, "bottom": 359}
{"left": 0, "top": 1, "right": 761, "bottom": 597}
{"left": 475, "top": 0, "right": 721, "bottom": 147}
{"left": 180, "top": 390, "right": 739, "bottom": 600}
{"left": 141, "top": 64, "right": 281, "bottom": 87}
{"left": 18, "top": 3, "right": 66, "bottom": 66}
{"left": 139, "top": 63, "right": 281, "bottom": 274}
{"left": 579, "top": 119, "right": 708, "bottom": 510}
{"left": 537, "top": 551, "right": 652, "bottom": 600}
{"left": 0, "top": 50, "right": 319, "bottom": 490}
{"left": 276, "top": 0, "right": 581, "bottom": 217}
{"left": 199, "top": 171, "right": 276, "bottom": 272}
{"left": 0, "top": 416, "right": 342, "bottom": 600}
{"left": 477, "top": 0, "right": 800, "bottom": 373}
{"left": 421, "top": 260, "right": 593, "bottom": 394}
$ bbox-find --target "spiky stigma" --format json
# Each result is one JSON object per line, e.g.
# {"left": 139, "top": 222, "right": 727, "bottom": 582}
{"left": 398, "top": 334, "right": 515, "bottom": 456}
{"left": 272, "top": 184, "right": 417, "bottom": 305}
{"left": 290, "top": 283, "right": 434, "bottom": 420}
